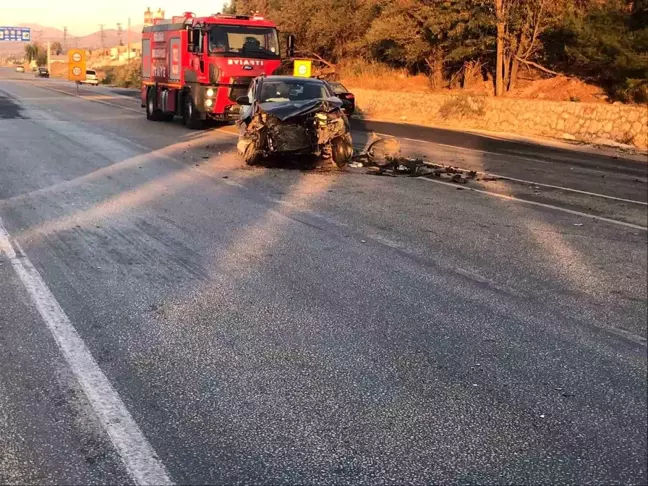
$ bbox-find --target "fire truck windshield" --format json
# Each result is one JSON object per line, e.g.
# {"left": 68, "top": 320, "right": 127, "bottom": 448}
{"left": 209, "top": 25, "right": 279, "bottom": 59}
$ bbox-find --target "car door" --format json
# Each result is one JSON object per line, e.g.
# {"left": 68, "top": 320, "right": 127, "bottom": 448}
{"left": 239, "top": 78, "right": 257, "bottom": 126}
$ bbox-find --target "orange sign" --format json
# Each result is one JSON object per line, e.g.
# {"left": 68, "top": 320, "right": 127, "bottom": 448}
{"left": 68, "top": 49, "right": 86, "bottom": 82}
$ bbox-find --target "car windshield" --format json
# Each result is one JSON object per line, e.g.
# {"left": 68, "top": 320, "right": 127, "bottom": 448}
{"left": 258, "top": 80, "right": 331, "bottom": 103}
{"left": 87, "top": 70, "right": 96, "bottom": 75}
{"left": 329, "top": 83, "right": 348, "bottom": 94}
{"left": 209, "top": 25, "right": 279, "bottom": 59}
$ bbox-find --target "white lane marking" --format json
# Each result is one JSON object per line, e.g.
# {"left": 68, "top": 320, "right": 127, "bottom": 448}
{"left": 417, "top": 177, "right": 648, "bottom": 231}
{"left": 389, "top": 135, "right": 648, "bottom": 205}
{"left": 0, "top": 217, "right": 173, "bottom": 486}
{"left": 23, "top": 82, "right": 243, "bottom": 140}
{"left": 36, "top": 84, "right": 143, "bottom": 114}
{"left": 485, "top": 173, "right": 648, "bottom": 205}
{"left": 399, "top": 134, "right": 648, "bottom": 180}
{"left": 19, "top": 81, "right": 645, "bottom": 214}
{"left": 397, "top": 135, "right": 557, "bottom": 166}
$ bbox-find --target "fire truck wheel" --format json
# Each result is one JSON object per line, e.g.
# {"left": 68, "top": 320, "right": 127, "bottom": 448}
{"left": 183, "top": 94, "right": 203, "bottom": 130}
{"left": 146, "top": 88, "right": 163, "bottom": 122}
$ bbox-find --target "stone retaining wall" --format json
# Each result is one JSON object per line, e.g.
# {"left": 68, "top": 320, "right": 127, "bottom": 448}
{"left": 351, "top": 88, "right": 648, "bottom": 149}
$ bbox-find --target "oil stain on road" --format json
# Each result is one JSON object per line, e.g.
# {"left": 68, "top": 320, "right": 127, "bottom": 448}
{"left": 0, "top": 89, "right": 24, "bottom": 120}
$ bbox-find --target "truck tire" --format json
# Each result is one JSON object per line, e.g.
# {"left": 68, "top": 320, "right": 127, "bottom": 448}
{"left": 183, "top": 94, "right": 203, "bottom": 130}
{"left": 146, "top": 87, "right": 163, "bottom": 121}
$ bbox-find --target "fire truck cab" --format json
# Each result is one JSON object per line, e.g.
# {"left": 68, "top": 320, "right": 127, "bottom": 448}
{"left": 141, "top": 12, "right": 284, "bottom": 128}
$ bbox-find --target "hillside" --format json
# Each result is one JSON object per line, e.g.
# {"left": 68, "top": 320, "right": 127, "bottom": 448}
{"left": 0, "top": 23, "right": 144, "bottom": 56}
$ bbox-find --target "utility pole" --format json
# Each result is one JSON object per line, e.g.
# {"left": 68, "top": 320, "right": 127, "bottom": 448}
{"left": 117, "top": 22, "right": 123, "bottom": 46}
{"left": 47, "top": 41, "right": 51, "bottom": 72}
{"left": 99, "top": 24, "right": 105, "bottom": 51}
{"left": 63, "top": 26, "right": 68, "bottom": 52}
{"left": 127, "top": 17, "right": 131, "bottom": 61}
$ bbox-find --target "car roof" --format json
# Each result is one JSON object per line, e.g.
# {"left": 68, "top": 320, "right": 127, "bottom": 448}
{"left": 260, "top": 75, "right": 326, "bottom": 84}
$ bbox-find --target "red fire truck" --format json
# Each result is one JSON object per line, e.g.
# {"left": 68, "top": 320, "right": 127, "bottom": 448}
{"left": 141, "top": 12, "right": 288, "bottom": 128}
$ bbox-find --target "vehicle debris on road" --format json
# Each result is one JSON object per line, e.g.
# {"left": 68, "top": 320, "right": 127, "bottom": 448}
{"left": 351, "top": 134, "right": 480, "bottom": 182}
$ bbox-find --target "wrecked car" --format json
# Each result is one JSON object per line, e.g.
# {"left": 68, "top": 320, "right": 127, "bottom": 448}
{"left": 236, "top": 76, "right": 353, "bottom": 167}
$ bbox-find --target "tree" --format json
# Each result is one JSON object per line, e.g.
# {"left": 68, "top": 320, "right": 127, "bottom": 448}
{"left": 36, "top": 50, "right": 48, "bottom": 67}
{"left": 364, "top": 0, "right": 491, "bottom": 87}
{"left": 542, "top": 0, "right": 648, "bottom": 101}
{"left": 494, "top": 0, "right": 506, "bottom": 95}
{"left": 51, "top": 41, "right": 63, "bottom": 55}
{"left": 24, "top": 43, "right": 40, "bottom": 63}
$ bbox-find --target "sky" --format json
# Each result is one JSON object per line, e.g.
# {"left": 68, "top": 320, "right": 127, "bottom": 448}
{"left": 2, "top": 1, "right": 229, "bottom": 36}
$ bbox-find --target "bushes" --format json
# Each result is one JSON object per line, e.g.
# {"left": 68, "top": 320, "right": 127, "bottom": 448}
{"left": 542, "top": 1, "right": 648, "bottom": 102}
{"left": 99, "top": 60, "right": 141, "bottom": 88}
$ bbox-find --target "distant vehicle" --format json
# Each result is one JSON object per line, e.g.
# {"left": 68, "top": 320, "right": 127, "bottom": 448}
{"left": 35, "top": 67, "right": 49, "bottom": 78}
{"left": 237, "top": 75, "right": 353, "bottom": 167}
{"left": 77, "top": 69, "right": 99, "bottom": 86}
{"left": 141, "top": 11, "right": 292, "bottom": 129}
{"left": 15, "top": 66, "right": 25, "bottom": 73}
{"left": 327, "top": 82, "right": 355, "bottom": 116}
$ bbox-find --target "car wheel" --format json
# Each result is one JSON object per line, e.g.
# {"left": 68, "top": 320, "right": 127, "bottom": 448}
{"left": 182, "top": 93, "right": 203, "bottom": 129}
{"left": 331, "top": 133, "right": 354, "bottom": 168}
{"left": 243, "top": 138, "right": 261, "bottom": 166}
{"left": 146, "top": 88, "right": 163, "bottom": 121}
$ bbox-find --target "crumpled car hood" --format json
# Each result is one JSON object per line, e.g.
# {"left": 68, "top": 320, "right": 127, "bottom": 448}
{"left": 258, "top": 97, "right": 343, "bottom": 121}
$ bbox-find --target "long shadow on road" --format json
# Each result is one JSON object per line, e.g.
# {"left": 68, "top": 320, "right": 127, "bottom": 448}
{"left": 1, "top": 80, "right": 646, "bottom": 484}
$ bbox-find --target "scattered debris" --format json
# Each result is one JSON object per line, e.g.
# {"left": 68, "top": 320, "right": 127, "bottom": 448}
{"left": 573, "top": 223, "right": 583, "bottom": 226}
{"left": 348, "top": 161, "right": 364, "bottom": 168}
{"left": 360, "top": 240, "right": 366, "bottom": 243}
{"left": 222, "top": 175, "right": 228, "bottom": 179}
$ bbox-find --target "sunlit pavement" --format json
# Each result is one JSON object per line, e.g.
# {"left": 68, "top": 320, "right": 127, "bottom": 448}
{"left": 1, "top": 67, "right": 646, "bottom": 484}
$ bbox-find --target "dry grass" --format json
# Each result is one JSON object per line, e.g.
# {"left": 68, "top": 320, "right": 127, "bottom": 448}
{"left": 336, "top": 58, "right": 620, "bottom": 105}
{"left": 337, "top": 59, "right": 431, "bottom": 92}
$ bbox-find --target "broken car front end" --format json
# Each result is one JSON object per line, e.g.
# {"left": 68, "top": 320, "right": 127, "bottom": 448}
{"left": 238, "top": 97, "right": 353, "bottom": 167}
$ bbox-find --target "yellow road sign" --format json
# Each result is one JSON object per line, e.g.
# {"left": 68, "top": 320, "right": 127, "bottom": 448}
{"left": 68, "top": 49, "right": 86, "bottom": 82}
{"left": 293, "top": 60, "right": 312, "bottom": 78}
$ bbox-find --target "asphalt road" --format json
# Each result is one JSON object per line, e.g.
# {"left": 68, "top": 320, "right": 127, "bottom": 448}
{"left": 1, "top": 68, "right": 647, "bottom": 485}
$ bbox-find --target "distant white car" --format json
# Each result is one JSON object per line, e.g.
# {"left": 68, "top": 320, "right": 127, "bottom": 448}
{"left": 15, "top": 65, "right": 25, "bottom": 73}
{"left": 77, "top": 69, "right": 99, "bottom": 86}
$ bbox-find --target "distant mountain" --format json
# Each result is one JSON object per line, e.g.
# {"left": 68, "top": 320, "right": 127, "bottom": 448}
{"left": 0, "top": 23, "right": 145, "bottom": 56}
{"left": 16, "top": 23, "right": 65, "bottom": 41}
{"left": 74, "top": 26, "right": 144, "bottom": 50}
